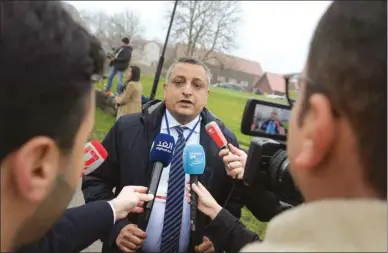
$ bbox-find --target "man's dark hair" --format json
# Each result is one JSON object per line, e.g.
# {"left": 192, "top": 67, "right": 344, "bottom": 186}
{"left": 0, "top": 2, "right": 105, "bottom": 161}
{"left": 129, "top": 65, "right": 141, "bottom": 82}
{"left": 303, "top": 1, "right": 387, "bottom": 197}
{"left": 122, "top": 37, "right": 130, "bottom": 45}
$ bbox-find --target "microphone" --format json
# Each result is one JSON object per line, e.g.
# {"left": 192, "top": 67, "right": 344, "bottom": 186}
{"left": 139, "top": 133, "right": 175, "bottom": 231}
{"left": 83, "top": 140, "right": 108, "bottom": 176}
{"left": 183, "top": 144, "right": 206, "bottom": 233}
{"left": 205, "top": 121, "right": 229, "bottom": 150}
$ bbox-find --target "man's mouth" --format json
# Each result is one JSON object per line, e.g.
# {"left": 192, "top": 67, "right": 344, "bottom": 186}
{"left": 179, "top": 100, "right": 192, "bottom": 105}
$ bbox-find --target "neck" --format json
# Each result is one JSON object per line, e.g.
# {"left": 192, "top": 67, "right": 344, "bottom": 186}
{"left": 168, "top": 111, "right": 197, "bottom": 125}
{"left": 1, "top": 198, "right": 17, "bottom": 252}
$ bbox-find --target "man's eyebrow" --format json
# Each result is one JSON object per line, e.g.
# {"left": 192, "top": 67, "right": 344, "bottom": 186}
{"left": 173, "top": 75, "right": 185, "bottom": 79}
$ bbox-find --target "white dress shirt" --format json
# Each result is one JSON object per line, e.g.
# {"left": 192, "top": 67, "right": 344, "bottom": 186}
{"left": 142, "top": 110, "right": 201, "bottom": 253}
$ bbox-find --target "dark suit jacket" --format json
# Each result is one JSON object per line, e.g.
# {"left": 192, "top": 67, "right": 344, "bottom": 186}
{"left": 82, "top": 100, "right": 244, "bottom": 253}
{"left": 15, "top": 200, "right": 113, "bottom": 253}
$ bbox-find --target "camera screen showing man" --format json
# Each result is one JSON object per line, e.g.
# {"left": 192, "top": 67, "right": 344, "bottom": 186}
{"left": 251, "top": 105, "right": 289, "bottom": 135}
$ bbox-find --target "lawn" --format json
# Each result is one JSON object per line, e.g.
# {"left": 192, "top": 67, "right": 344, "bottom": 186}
{"left": 93, "top": 74, "right": 273, "bottom": 238}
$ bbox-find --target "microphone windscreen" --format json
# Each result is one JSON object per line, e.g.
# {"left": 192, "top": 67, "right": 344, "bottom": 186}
{"left": 183, "top": 144, "right": 206, "bottom": 175}
{"left": 83, "top": 140, "right": 107, "bottom": 176}
{"left": 150, "top": 133, "right": 175, "bottom": 167}
{"left": 205, "top": 121, "right": 227, "bottom": 148}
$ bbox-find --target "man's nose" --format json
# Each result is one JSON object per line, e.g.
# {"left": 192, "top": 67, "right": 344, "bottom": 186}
{"left": 181, "top": 82, "right": 193, "bottom": 96}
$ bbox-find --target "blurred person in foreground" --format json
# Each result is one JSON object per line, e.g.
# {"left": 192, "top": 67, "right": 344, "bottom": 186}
{"left": 188, "top": 1, "right": 387, "bottom": 252}
{"left": 105, "top": 38, "right": 133, "bottom": 95}
{"left": 114, "top": 66, "right": 143, "bottom": 120}
{"left": 0, "top": 2, "right": 151, "bottom": 252}
{"left": 82, "top": 57, "right": 244, "bottom": 253}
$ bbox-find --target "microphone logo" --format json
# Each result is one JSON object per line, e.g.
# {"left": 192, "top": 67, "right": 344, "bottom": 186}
{"left": 155, "top": 140, "right": 174, "bottom": 154}
{"left": 84, "top": 146, "right": 100, "bottom": 168}
{"left": 189, "top": 152, "right": 205, "bottom": 165}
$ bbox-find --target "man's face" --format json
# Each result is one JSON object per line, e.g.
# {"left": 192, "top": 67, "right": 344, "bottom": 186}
{"left": 163, "top": 62, "right": 210, "bottom": 123}
{"left": 8, "top": 91, "right": 95, "bottom": 248}
{"left": 271, "top": 111, "right": 278, "bottom": 121}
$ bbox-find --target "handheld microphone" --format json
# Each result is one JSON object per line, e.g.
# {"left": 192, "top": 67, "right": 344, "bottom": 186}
{"left": 139, "top": 133, "right": 175, "bottom": 231}
{"left": 183, "top": 144, "right": 206, "bottom": 233}
{"left": 205, "top": 121, "right": 228, "bottom": 150}
{"left": 83, "top": 140, "right": 108, "bottom": 176}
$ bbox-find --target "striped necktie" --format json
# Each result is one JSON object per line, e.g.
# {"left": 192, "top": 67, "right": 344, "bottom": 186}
{"left": 160, "top": 126, "right": 187, "bottom": 253}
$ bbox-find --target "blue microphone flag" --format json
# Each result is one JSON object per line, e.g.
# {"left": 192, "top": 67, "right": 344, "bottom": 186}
{"left": 183, "top": 144, "right": 206, "bottom": 175}
{"left": 150, "top": 133, "right": 175, "bottom": 167}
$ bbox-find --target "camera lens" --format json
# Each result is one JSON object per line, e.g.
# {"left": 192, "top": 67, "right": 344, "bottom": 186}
{"left": 268, "top": 150, "right": 303, "bottom": 205}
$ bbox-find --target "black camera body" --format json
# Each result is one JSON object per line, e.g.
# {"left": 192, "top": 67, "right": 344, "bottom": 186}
{"left": 241, "top": 98, "right": 303, "bottom": 206}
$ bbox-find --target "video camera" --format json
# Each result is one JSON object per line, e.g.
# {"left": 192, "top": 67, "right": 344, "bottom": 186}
{"left": 240, "top": 74, "right": 303, "bottom": 206}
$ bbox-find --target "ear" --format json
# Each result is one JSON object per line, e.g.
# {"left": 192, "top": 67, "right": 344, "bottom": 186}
{"left": 10, "top": 137, "right": 60, "bottom": 203}
{"left": 295, "top": 94, "right": 335, "bottom": 169}
{"left": 207, "top": 88, "right": 210, "bottom": 95}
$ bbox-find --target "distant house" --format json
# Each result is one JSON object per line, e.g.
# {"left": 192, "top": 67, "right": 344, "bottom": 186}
{"left": 171, "top": 44, "right": 263, "bottom": 91}
{"left": 251, "top": 72, "right": 286, "bottom": 95}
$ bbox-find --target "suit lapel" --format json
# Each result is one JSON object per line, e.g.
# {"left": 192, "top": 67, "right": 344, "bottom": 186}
{"left": 199, "top": 122, "right": 214, "bottom": 191}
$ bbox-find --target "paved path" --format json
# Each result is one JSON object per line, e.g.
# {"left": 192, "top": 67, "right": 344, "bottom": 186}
{"left": 68, "top": 181, "right": 102, "bottom": 252}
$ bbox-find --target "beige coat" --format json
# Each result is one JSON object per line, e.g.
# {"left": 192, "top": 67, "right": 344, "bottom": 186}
{"left": 241, "top": 199, "right": 387, "bottom": 252}
{"left": 115, "top": 81, "right": 143, "bottom": 120}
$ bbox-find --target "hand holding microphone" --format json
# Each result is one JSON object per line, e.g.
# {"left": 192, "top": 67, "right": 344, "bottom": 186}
{"left": 186, "top": 182, "right": 222, "bottom": 220}
{"left": 218, "top": 144, "right": 247, "bottom": 180}
{"left": 205, "top": 122, "right": 246, "bottom": 179}
{"left": 108, "top": 186, "right": 154, "bottom": 220}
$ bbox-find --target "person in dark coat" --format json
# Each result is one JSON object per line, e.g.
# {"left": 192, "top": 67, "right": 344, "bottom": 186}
{"left": 15, "top": 186, "right": 154, "bottom": 253}
{"left": 105, "top": 37, "right": 133, "bottom": 95}
{"left": 82, "top": 57, "right": 244, "bottom": 253}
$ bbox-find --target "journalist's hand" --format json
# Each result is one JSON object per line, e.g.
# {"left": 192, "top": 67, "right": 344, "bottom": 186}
{"left": 195, "top": 236, "right": 215, "bottom": 253}
{"left": 108, "top": 186, "right": 154, "bottom": 220}
{"left": 186, "top": 182, "right": 222, "bottom": 220}
{"left": 218, "top": 143, "right": 247, "bottom": 179}
{"left": 116, "top": 224, "right": 147, "bottom": 253}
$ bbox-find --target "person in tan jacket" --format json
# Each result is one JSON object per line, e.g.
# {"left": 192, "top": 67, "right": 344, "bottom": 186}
{"left": 186, "top": 1, "right": 387, "bottom": 252}
{"left": 114, "top": 65, "right": 143, "bottom": 120}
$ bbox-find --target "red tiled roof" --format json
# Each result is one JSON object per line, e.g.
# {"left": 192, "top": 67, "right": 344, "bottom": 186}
{"left": 174, "top": 44, "right": 263, "bottom": 77}
{"left": 264, "top": 72, "right": 286, "bottom": 93}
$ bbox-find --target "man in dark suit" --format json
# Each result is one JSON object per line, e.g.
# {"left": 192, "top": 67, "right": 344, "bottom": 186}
{"left": 105, "top": 38, "right": 133, "bottom": 95}
{"left": 82, "top": 57, "right": 244, "bottom": 253}
{"left": 15, "top": 186, "right": 154, "bottom": 253}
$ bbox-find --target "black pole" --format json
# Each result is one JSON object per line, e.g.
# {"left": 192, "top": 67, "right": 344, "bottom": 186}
{"left": 149, "top": 0, "right": 179, "bottom": 101}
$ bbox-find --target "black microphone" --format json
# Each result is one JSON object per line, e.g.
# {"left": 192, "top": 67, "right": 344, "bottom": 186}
{"left": 183, "top": 144, "right": 206, "bottom": 234}
{"left": 139, "top": 133, "right": 175, "bottom": 231}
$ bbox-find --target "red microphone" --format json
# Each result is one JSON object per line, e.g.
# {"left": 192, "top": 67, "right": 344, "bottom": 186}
{"left": 82, "top": 140, "right": 107, "bottom": 177}
{"left": 205, "top": 121, "right": 229, "bottom": 150}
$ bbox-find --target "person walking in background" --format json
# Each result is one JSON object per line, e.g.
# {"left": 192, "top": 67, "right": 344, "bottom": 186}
{"left": 105, "top": 37, "right": 132, "bottom": 95}
{"left": 114, "top": 65, "right": 143, "bottom": 120}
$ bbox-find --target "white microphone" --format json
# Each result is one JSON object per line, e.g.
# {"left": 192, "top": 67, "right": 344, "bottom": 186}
{"left": 83, "top": 140, "right": 108, "bottom": 176}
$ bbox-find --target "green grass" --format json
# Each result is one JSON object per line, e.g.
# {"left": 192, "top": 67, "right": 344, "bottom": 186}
{"left": 97, "top": 74, "right": 289, "bottom": 147}
{"left": 94, "top": 75, "right": 269, "bottom": 238}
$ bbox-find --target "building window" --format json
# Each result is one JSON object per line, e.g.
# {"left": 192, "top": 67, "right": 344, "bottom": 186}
{"left": 217, "top": 76, "right": 225, "bottom": 83}
{"left": 240, "top": 80, "right": 249, "bottom": 87}
{"left": 229, "top": 78, "right": 237, "bottom": 84}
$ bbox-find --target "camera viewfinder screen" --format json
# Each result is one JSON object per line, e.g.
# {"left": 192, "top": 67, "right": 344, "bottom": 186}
{"left": 250, "top": 104, "right": 291, "bottom": 136}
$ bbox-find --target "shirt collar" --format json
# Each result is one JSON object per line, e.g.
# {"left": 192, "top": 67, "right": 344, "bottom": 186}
{"left": 161, "top": 109, "right": 201, "bottom": 133}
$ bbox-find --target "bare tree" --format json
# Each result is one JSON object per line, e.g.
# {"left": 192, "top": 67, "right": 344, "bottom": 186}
{"left": 79, "top": 9, "right": 145, "bottom": 49}
{"left": 108, "top": 10, "right": 145, "bottom": 42}
{"left": 79, "top": 10, "right": 111, "bottom": 38}
{"left": 167, "top": 0, "right": 242, "bottom": 61}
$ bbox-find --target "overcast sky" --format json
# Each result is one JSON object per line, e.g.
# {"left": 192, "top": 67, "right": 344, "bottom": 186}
{"left": 67, "top": 1, "right": 331, "bottom": 74}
